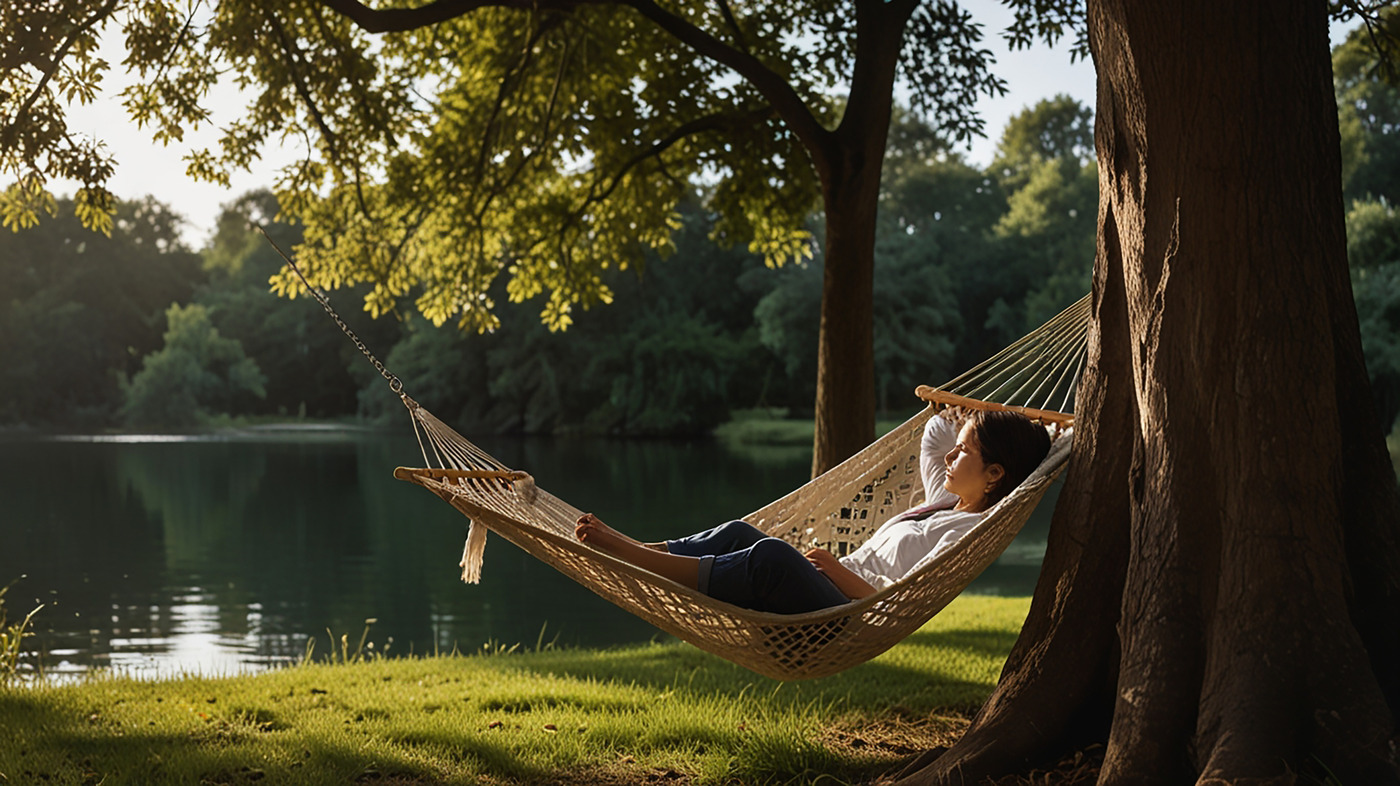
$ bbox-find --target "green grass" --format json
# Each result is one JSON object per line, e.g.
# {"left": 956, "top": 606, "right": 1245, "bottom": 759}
{"left": 715, "top": 411, "right": 915, "bottom": 448}
{"left": 0, "top": 581, "right": 41, "bottom": 688}
{"left": 0, "top": 595, "right": 1029, "bottom": 786}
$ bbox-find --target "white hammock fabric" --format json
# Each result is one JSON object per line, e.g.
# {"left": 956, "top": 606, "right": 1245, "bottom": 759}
{"left": 391, "top": 296, "right": 1090, "bottom": 680}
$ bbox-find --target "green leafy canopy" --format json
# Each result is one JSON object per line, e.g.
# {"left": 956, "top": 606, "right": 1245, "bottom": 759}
{"left": 1, "top": 0, "right": 122, "bottom": 234}
{"left": 4, "top": 0, "right": 1011, "bottom": 332}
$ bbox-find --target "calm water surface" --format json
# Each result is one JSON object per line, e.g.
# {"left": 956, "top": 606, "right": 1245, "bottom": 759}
{"left": 0, "top": 428, "right": 1056, "bottom": 680}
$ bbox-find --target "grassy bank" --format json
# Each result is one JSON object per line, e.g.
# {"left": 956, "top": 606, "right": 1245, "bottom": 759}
{"left": 0, "top": 595, "right": 1027, "bottom": 785}
{"left": 714, "top": 410, "right": 917, "bottom": 448}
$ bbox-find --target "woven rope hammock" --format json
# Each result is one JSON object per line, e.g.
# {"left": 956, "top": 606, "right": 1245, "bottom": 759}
{"left": 262, "top": 229, "right": 1087, "bottom": 680}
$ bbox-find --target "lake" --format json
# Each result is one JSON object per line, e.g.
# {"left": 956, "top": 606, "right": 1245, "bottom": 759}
{"left": 0, "top": 427, "right": 1056, "bottom": 680}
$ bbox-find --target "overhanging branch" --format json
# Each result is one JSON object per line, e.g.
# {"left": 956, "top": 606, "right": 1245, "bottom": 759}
{"left": 261, "top": 7, "right": 342, "bottom": 160}
{"left": 315, "top": 0, "right": 583, "bottom": 33}
{"left": 588, "top": 108, "right": 761, "bottom": 205}
{"left": 714, "top": 0, "right": 750, "bottom": 54}
{"left": 621, "top": 0, "right": 831, "bottom": 157}
{"left": 3, "top": 0, "right": 121, "bottom": 144}
{"left": 314, "top": 0, "right": 832, "bottom": 161}
{"left": 470, "top": 15, "right": 558, "bottom": 183}
{"left": 468, "top": 32, "right": 573, "bottom": 229}
{"left": 538, "top": 105, "right": 775, "bottom": 251}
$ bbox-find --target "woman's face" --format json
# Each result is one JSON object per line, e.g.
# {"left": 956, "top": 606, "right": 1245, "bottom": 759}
{"left": 943, "top": 421, "right": 1004, "bottom": 508}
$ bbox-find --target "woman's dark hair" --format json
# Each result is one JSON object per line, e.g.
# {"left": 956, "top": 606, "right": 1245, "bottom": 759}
{"left": 966, "top": 409, "right": 1053, "bottom": 507}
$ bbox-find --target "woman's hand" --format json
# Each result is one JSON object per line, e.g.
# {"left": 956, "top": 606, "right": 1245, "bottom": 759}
{"left": 805, "top": 547, "right": 877, "bottom": 600}
{"left": 805, "top": 547, "right": 841, "bottom": 574}
{"left": 939, "top": 403, "right": 971, "bottom": 426}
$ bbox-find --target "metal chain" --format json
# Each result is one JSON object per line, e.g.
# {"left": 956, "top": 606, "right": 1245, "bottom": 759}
{"left": 256, "top": 226, "right": 404, "bottom": 395}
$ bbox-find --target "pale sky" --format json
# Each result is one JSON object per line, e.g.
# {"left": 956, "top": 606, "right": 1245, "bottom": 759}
{"left": 46, "top": 7, "right": 1347, "bottom": 250}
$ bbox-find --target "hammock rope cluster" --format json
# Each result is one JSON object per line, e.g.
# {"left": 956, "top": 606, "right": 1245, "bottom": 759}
{"left": 262, "top": 228, "right": 1087, "bottom": 680}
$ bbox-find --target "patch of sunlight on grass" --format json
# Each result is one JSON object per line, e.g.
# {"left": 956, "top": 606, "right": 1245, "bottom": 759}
{"left": 0, "top": 595, "right": 1030, "bottom": 785}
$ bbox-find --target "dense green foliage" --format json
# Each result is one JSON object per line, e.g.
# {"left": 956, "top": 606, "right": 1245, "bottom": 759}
{"left": 3, "top": 0, "right": 1029, "bottom": 469}
{"left": 0, "top": 197, "right": 201, "bottom": 429}
{"left": 0, "top": 595, "right": 1028, "bottom": 785}
{"left": 1337, "top": 14, "right": 1400, "bottom": 433}
{"left": 2, "top": 99, "right": 1101, "bottom": 434}
{"left": 5, "top": 75, "right": 1399, "bottom": 437}
{"left": 119, "top": 302, "right": 267, "bottom": 428}
{"left": 2, "top": 0, "right": 1005, "bottom": 330}
{"left": 343, "top": 96, "right": 1098, "bottom": 434}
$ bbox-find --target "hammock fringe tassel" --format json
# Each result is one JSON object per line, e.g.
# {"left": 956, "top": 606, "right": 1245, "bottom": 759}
{"left": 460, "top": 521, "right": 487, "bottom": 584}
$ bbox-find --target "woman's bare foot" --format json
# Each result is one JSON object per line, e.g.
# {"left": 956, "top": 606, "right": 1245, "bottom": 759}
{"left": 573, "top": 512, "right": 700, "bottom": 590}
{"left": 574, "top": 513, "right": 638, "bottom": 554}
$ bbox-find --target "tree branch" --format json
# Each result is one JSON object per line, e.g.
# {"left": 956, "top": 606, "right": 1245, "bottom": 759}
{"left": 146, "top": 0, "right": 202, "bottom": 86}
{"left": 308, "top": 6, "right": 400, "bottom": 150}
{"left": 517, "top": 105, "right": 773, "bottom": 259}
{"left": 315, "top": 0, "right": 832, "bottom": 162}
{"left": 714, "top": 0, "right": 750, "bottom": 54}
{"left": 471, "top": 15, "right": 556, "bottom": 182}
{"left": 261, "top": 3, "right": 384, "bottom": 221}
{"left": 261, "top": 6, "right": 342, "bottom": 160}
{"left": 315, "top": 0, "right": 582, "bottom": 33}
{"left": 536, "top": 35, "right": 571, "bottom": 159}
{"left": 619, "top": 0, "right": 831, "bottom": 158}
{"left": 3, "top": 0, "right": 121, "bottom": 143}
{"left": 467, "top": 32, "right": 574, "bottom": 229}
{"left": 584, "top": 110, "right": 739, "bottom": 206}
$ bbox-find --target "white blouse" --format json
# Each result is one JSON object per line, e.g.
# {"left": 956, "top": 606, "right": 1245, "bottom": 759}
{"left": 838, "top": 413, "right": 984, "bottom": 591}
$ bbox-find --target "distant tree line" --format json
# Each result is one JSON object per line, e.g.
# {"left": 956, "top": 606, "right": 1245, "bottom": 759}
{"left": 3, "top": 78, "right": 1398, "bottom": 437}
{"left": 1336, "top": 24, "right": 1400, "bottom": 436}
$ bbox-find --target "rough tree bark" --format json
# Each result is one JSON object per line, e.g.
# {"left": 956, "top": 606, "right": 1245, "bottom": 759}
{"left": 898, "top": 1, "right": 1400, "bottom": 783}
{"left": 813, "top": 170, "right": 879, "bottom": 479}
{"left": 808, "top": 0, "right": 914, "bottom": 477}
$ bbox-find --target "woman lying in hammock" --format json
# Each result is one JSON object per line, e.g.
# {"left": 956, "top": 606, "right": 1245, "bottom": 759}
{"left": 574, "top": 407, "right": 1052, "bottom": 614}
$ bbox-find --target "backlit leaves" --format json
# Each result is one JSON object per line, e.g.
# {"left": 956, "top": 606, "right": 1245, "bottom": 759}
{"left": 901, "top": 0, "right": 1008, "bottom": 144}
{"left": 5, "top": 0, "right": 1029, "bottom": 332}
{"left": 0, "top": 176, "right": 57, "bottom": 231}
{"left": 0, "top": 0, "right": 122, "bottom": 232}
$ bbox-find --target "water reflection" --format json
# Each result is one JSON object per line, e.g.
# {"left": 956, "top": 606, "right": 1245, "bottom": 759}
{"left": 0, "top": 430, "right": 1055, "bottom": 679}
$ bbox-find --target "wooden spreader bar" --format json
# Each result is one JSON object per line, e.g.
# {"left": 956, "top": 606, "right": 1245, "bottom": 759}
{"left": 915, "top": 386, "right": 1075, "bottom": 427}
{"left": 393, "top": 467, "right": 531, "bottom": 483}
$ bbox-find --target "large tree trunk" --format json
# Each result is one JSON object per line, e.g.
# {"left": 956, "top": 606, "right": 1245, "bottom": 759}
{"left": 812, "top": 175, "right": 879, "bottom": 478}
{"left": 899, "top": 1, "right": 1400, "bottom": 783}
{"left": 809, "top": 0, "right": 911, "bottom": 477}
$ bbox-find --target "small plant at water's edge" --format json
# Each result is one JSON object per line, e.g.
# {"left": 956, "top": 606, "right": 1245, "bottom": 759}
{"left": 0, "top": 577, "right": 42, "bottom": 685}
{"left": 301, "top": 617, "right": 393, "bottom": 666}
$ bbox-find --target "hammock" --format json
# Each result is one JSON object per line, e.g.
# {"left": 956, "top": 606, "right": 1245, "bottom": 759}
{"left": 394, "top": 300, "right": 1084, "bottom": 680}
{"left": 263, "top": 229, "right": 1087, "bottom": 680}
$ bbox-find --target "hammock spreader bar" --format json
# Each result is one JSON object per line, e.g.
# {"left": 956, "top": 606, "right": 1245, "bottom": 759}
{"left": 916, "top": 387, "right": 1075, "bottom": 428}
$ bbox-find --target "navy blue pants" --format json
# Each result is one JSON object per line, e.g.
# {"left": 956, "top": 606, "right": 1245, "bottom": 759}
{"left": 665, "top": 520, "right": 850, "bottom": 614}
